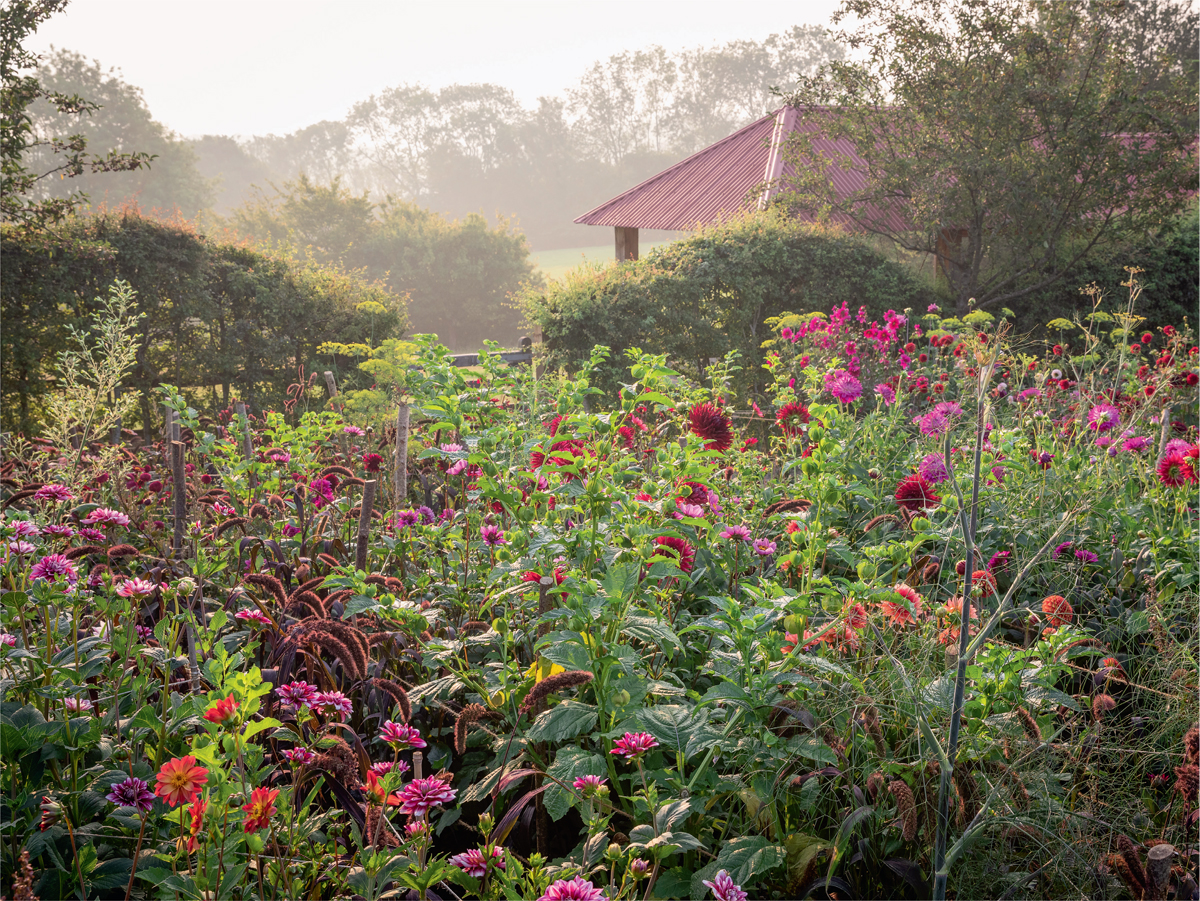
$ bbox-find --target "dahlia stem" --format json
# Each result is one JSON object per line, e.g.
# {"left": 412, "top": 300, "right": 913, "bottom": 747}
{"left": 124, "top": 815, "right": 147, "bottom": 901}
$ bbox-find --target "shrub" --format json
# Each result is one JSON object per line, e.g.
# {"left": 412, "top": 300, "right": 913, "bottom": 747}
{"left": 519, "top": 209, "right": 937, "bottom": 398}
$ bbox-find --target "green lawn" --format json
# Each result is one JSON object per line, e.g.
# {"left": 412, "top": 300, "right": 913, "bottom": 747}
{"left": 531, "top": 241, "right": 673, "bottom": 282}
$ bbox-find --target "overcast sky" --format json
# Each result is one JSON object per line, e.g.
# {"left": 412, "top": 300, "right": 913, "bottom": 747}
{"left": 26, "top": 0, "right": 844, "bottom": 138}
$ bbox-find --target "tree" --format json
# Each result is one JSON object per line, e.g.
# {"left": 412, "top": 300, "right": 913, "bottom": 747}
{"left": 26, "top": 48, "right": 214, "bottom": 217}
{"left": 228, "top": 175, "right": 542, "bottom": 351}
{"left": 0, "top": 0, "right": 153, "bottom": 228}
{"left": 778, "top": 0, "right": 1198, "bottom": 316}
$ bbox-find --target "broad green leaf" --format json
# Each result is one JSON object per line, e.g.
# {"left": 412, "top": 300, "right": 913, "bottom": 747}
{"left": 526, "top": 701, "right": 598, "bottom": 743}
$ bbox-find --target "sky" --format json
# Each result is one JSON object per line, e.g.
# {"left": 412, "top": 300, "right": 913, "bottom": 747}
{"left": 27, "top": 0, "right": 844, "bottom": 139}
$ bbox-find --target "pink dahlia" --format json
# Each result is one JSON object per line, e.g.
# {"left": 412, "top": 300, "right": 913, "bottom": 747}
{"left": 825, "top": 369, "right": 862, "bottom": 404}
{"left": 702, "top": 870, "right": 748, "bottom": 901}
{"left": 34, "top": 484, "right": 74, "bottom": 503}
{"left": 379, "top": 721, "right": 426, "bottom": 750}
{"left": 611, "top": 732, "right": 659, "bottom": 761}
{"left": 82, "top": 507, "right": 130, "bottom": 528}
{"left": 30, "top": 553, "right": 78, "bottom": 584}
{"left": 1087, "top": 403, "right": 1120, "bottom": 433}
{"left": 449, "top": 846, "right": 505, "bottom": 878}
{"left": 397, "top": 775, "right": 456, "bottom": 818}
{"left": 538, "top": 876, "right": 608, "bottom": 901}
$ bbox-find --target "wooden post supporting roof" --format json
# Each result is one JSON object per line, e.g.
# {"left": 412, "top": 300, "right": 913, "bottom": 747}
{"left": 614, "top": 226, "right": 639, "bottom": 261}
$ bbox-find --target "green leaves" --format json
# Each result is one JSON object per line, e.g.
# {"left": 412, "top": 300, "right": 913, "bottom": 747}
{"left": 526, "top": 701, "right": 598, "bottom": 744}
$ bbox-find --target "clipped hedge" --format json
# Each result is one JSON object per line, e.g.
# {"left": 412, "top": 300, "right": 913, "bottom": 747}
{"left": 520, "top": 210, "right": 937, "bottom": 397}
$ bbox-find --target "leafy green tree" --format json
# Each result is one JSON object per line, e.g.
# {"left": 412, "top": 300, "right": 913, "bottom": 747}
{"left": 190, "top": 134, "right": 274, "bottom": 215}
{"left": 1, "top": 207, "right": 406, "bottom": 434}
{"left": 778, "top": 0, "right": 1198, "bottom": 316}
{"left": 0, "top": 0, "right": 153, "bottom": 228}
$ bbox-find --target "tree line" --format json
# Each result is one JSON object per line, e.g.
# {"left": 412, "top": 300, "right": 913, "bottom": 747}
{"left": 22, "top": 26, "right": 846, "bottom": 249}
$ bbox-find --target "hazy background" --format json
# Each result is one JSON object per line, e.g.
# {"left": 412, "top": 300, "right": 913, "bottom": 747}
{"left": 26, "top": 0, "right": 844, "bottom": 137}
{"left": 22, "top": 0, "right": 845, "bottom": 253}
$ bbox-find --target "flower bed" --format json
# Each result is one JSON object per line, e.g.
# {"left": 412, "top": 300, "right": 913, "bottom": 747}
{"left": 1, "top": 293, "right": 1196, "bottom": 900}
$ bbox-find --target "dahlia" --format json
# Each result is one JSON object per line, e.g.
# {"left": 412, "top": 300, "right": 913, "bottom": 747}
{"left": 688, "top": 402, "right": 734, "bottom": 451}
{"left": 363, "top": 452, "right": 384, "bottom": 473}
{"left": 880, "top": 583, "right": 924, "bottom": 627}
{"left": 1086, "top": 403, "right": 1120, "bottom": 433}
{"left": 720, "top": 524, "right": 751, "bottom": 542}
{"left": 397, "top": 776, "right": 457, "bottom": 818}
{"left": 917, "top": 453, "right": 949, "bottom": 484}
{"left": 202, "top": 694, "right": 239, "bottom": 726}
{"left": 825, "top": 369, "right": 863, "bottom": 404}
{"left": 380, "top": 721, "right": 426, "bottom": 750}
{"left": 276, "top": 680, "right": 319, "bottom": 712}
{"left": 611, "top": 732, "right": 659, "bottom": 761}
{"left": 82, "top": 507, "right": 130, "bottom": 528}
{"left": 651, "top": 535, "right": 696, "bottom": 573}
{"left": 283, "top": 747, "right": 317, "bottom": 766}
{"left": 30, "top": 554, "right": 78, "bottom": 584}
{"left": 1074, "top": 549, "right": 1099, "bottom": 565}
{"left": 242, "top": 787, "right": 279, "bottom": 832}
{"left": 1158, "top": 451, "right": 1190, "bottom": 487}
{"left": 450, "top": 847, "right": 505, "bottom": 878}
{"left": 186, "top": 797, "right": 207, "bottom": 852}
{"left": 116, "top": 578, "right": 158, "bottom": 598}
{"left": 702, "top": 870, "right": 748, "bottom": 901}
{"left": 776, "top": 402, "right": 810, "bottom": 437}
{"left": 538, "top": 877, "right": 608, "bottom": 901}
{"left": 875, "top": 383, "right": 896, "bottom": 405}
{"left": 1042, "top": 595, "right": 1074, "bottom": 627}
{"left": 894, "top": 474, "right": 940, "bottom": 511}
{"left": 753, "top": 538, "right": 777, "bottom": 556}
{"left": 33, "top": 484, "right": 73, "bottom": 503}
{"left": 107, "top": 777, "right": 155, "bottom": 814}
{"left": 312, "top": 690, "right": 353, "bottom": 721}
{"left": 573, "top": 774, "right": 608, "bottom": 797}
{"left": 155, "top": 756, "right": 208, "bottom": 807}
{"left": 480, "top": 525, "right": 507, "bottom": 546}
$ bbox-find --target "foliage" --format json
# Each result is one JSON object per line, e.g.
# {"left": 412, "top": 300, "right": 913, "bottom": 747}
{"left": 778, "top": 0, "right": 1198, "bottom": 316}
{"left": 520, "top": 209, "right": 936, "bottom": 398}
{"left": 0, "top": 0, "right": 154, "bottom": 229}
{"left": 0, "top": 206, "right": 407, "bottom": 434}
{"left": 228, "top": 175, "right": 541, "bottom": 351}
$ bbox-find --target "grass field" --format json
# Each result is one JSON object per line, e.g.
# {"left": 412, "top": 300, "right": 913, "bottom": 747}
{"left": 531, "top": 241, "right": 674, "bottom": 281}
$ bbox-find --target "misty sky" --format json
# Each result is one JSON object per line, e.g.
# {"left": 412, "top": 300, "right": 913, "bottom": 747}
{"left": 27, "top": 0, "right": 843, "bottom": 138}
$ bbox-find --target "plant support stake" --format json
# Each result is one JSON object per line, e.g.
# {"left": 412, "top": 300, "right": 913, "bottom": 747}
{"left": 395, "top": 399, "right": 409, "bottom": 506}
{"left": 323, "top": 371, "right": 350, "bottom": 458}
{"left": 355, "top": 480, "right": 376, "bottom": 571}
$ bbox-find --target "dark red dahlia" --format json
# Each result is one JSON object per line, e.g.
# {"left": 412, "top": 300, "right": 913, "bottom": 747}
{"left": 363, "top": 453, "right": 384, "bottom": 473}
{"left": 895, "top": 474, "right": 940, "bottom": 511}
{"left": 688, "top": 402, "right": 733, "bottom": 452}
{"left": 651, "top": 535, "right": 695, "bottom": 573}
{"left": 678, "top": 481, "right": 709, "bottom": 506}
{"left": 776, "top": 402, "right": 810, "bottom": 438}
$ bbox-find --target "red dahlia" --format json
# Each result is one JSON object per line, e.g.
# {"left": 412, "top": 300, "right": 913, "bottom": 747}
{"left": 894, "top": 474, "right": 940, "bottom": 511}
{"left": 651, "top": 536, "right": 696, "bottom": 573}
{"left": 688, "top": 402, "right": 733, "bottom": 452}
{"left": 776, "top": 402, "right": 810, "bottom": 437}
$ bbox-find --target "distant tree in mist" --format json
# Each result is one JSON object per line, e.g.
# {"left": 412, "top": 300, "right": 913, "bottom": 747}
{"left": 229, "top": 176, "right": 541, "bottom": 351}
{"left": 25, "top": 48, "right": 214, "bottom": 217}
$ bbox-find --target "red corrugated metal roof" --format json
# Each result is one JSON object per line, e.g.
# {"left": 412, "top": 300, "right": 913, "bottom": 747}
{"left": 574, "top": 106, "right": 910, "bottom": 232}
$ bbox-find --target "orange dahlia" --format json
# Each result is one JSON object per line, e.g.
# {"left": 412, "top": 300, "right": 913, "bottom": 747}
{"left": 242, "top": 787, "right": 279, "bottom": 833}
{"left": 1041, "top": 595, "right": 1074, "bottom": 627}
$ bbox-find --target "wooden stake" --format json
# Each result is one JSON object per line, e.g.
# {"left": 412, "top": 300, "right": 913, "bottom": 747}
{"left": 395, "top": 400, "right": 409, "bottom": 506}
{"left": 1146, "top": 844, "right": 1174, "bottom": 901}
{"left": 323, "top": 371, "right": 350, "bottom": 458}
{"left": 171, "top": 438, "right": 186, "bottom": 558}
{"left": 355, "top": 480, "right": 376, "bottom": 572}
{"left": 234, "top": 402, "right": 257, "bottom": 494}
